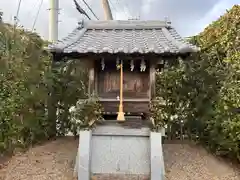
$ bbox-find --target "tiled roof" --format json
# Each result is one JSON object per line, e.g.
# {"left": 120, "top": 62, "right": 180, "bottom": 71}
{"left": 48, "top": 20, "right": 199, "bottom": 55}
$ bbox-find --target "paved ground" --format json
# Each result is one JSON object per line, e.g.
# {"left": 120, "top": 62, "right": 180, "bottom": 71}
{"left": 0, "top": 137, "right": 239, "bottom": 180}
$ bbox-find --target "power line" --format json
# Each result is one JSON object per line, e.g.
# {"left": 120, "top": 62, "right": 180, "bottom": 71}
{"left": 73, "top": 0, "right": 91, "bottom": 20}
{"left": 109, "top": 0, "right": 125, "bottom": 19}
{"left": 114, "top": 0, "right": 131, "bottom": 19}
{"left": 109, "top": 0, "right": 117, "bottom": 13}
{"left": 32, "top": 0, "right": 43, "bottom": 31}
{"left": 81, "top": 0, "right": 99, "bottom": 20}
{"left": 14, "top": 0, "right": 22, "bottom": 25}
{"left": 122, "top": 0, "right": 140, "bottom": 20}
{"left": 118, "top": 0, "right": 131, "bottom": 14}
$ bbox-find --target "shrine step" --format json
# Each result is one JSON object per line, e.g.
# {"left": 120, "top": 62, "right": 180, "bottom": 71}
{"left": 91, "top": 174, "right": 150, "bottom": 180}
{"left": 101, "top": 116, "right": 144, "bottom": 129}
{"left": 122, "top": 116, "right": 143, "bottom": 129}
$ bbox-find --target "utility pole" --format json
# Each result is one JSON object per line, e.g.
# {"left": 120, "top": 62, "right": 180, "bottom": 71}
{"left": 101, "top": 0, "right": 113, "bottom": 20}
{"left": 49, "top": 0, "right": 59, "bottom": 42}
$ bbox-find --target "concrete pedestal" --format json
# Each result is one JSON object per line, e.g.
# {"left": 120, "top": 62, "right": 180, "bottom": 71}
{"left": 150, "top": 132, "right": 165, "bottom": 180}
{"left": 74, "top": 130, "right": 92, "bottom": 180}
{"left": 75, "top": 126, "right": 165, "bottom": 180}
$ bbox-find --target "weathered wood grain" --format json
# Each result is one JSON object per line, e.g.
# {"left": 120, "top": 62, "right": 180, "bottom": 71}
{"left": 101, "top": 101, "right": 150, "bottom": 114}
{"left": 96, "top": 59, "right": 150, "bottom": 99}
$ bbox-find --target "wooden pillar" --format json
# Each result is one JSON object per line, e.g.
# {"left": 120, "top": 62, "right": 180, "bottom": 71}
{"left": 149, "top": 60, "right": 156, "bottom": 99}
{"left": 88, "top": 60, "right": 95, "bottom": 96}
{"left": 94, "top": 69, "right": 98, "bottom": 96}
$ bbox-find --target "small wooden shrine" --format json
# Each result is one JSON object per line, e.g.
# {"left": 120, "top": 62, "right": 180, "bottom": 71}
{"left": 48, "top": 20, "right": 198, "bottom": 122}
{"left": 48, "top": 20, "right": 198, "bottom": 180}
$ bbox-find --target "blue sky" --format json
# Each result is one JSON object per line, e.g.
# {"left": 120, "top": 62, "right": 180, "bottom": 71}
{"left": 0, "top": 0, "right": 239, "bottom": 40}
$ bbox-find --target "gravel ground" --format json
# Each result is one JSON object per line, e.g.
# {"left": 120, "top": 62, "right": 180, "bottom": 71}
{"left": 0, "top": 138, "right": 239, "bottom": 180}
{"left": 163, "top": 143, "right": 240, "bottom": 180}
{"left": 0, "top": 137, "right": 78, "bottom": 180}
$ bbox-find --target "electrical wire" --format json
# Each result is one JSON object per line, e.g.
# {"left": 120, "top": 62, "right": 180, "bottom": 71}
{"left": 73, "top": 0, "right": 91, "bottom": 20}
{"left": 109, "top": 0, "right": 118, "bottom": 14}
{"left": 118, "top": 0, "right": 131, "bottom": 15}
{"left": 81, "top": 0, "right": 99, "bottom": 20}
{"left": 31, "top": 0, "right": 43, "bottom": 31}
{"left": 115, "top": 0, "right": 131, "bottom": 19}
{"left": 109, "top": 0, "right": 127, "bottom": 19}
{"left": 15, "top": 0, "right": 22, "bottom": 25}
{"left": 121, "top": 0, "right": 140, "bottom": 20}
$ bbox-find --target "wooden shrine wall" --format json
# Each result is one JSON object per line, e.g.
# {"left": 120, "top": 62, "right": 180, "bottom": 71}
{"left": 95, "top": 59, "right": 150, "bottom": 114}
{"left": 97, "top": 60, "right": 150, "bottom": 99}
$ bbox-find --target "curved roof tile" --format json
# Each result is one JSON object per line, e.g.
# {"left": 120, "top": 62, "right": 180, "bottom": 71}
{"left": 48, "top": 20, "right": 199, "bottom": 55}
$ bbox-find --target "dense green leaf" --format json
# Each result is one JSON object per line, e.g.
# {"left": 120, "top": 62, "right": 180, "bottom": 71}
{"left": 152, "top": 5, "right": 240, "bottom": 161}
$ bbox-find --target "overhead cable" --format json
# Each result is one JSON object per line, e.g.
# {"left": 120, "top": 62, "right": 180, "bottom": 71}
{"left": 15, "top": 0, "right": 22, "bottom": 25}
{"left": 32, "top": 0, "right": 43, "bottom": 31}
{"left": 81, "top": 0, "right": 99, "bottom": 20}
{"left": 73, "top": 0, "right": 91, "bottom": 20}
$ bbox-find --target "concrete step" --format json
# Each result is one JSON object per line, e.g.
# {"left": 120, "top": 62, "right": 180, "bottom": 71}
{"left": 91, "top": 174, "right": 150, "bottom": 180}
{"left": 98, "top": 115, "right": 152, "bottom": 129}
{"left": 107, "top": 116, "right": 144, "bottom": 129}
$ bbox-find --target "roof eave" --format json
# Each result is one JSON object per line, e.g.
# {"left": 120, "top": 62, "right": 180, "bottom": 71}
{"left": 179, "top": 46, "right": 200, "bottom": 54}
{"left": 47, "top": 50, "right": 196, "bottom": 57}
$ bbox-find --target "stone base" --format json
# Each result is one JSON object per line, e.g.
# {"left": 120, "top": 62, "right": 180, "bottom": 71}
{"left": 75, "top": 127, "right": 165, "bottom": 180}
{"left": 91, "top": 125, "right": 150, "bottom": 175}
{"left": 150, "top": 132, "right": 165, "bottom": 180}
{"left": 92, "top": 174, "right": 150, "bottom": 180}
{"left": 74, "top": 130, "right": 92, "bottom": 180}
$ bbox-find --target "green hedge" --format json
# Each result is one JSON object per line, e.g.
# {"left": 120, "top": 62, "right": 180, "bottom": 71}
{"left": 0, "top": 16, "right": 89, "bottom": 154}
{"left": 0, "top": 20, "right": 53, "bottom": 153}
{"left": 152, "top": 5, "right": 240, "bottom": 161}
